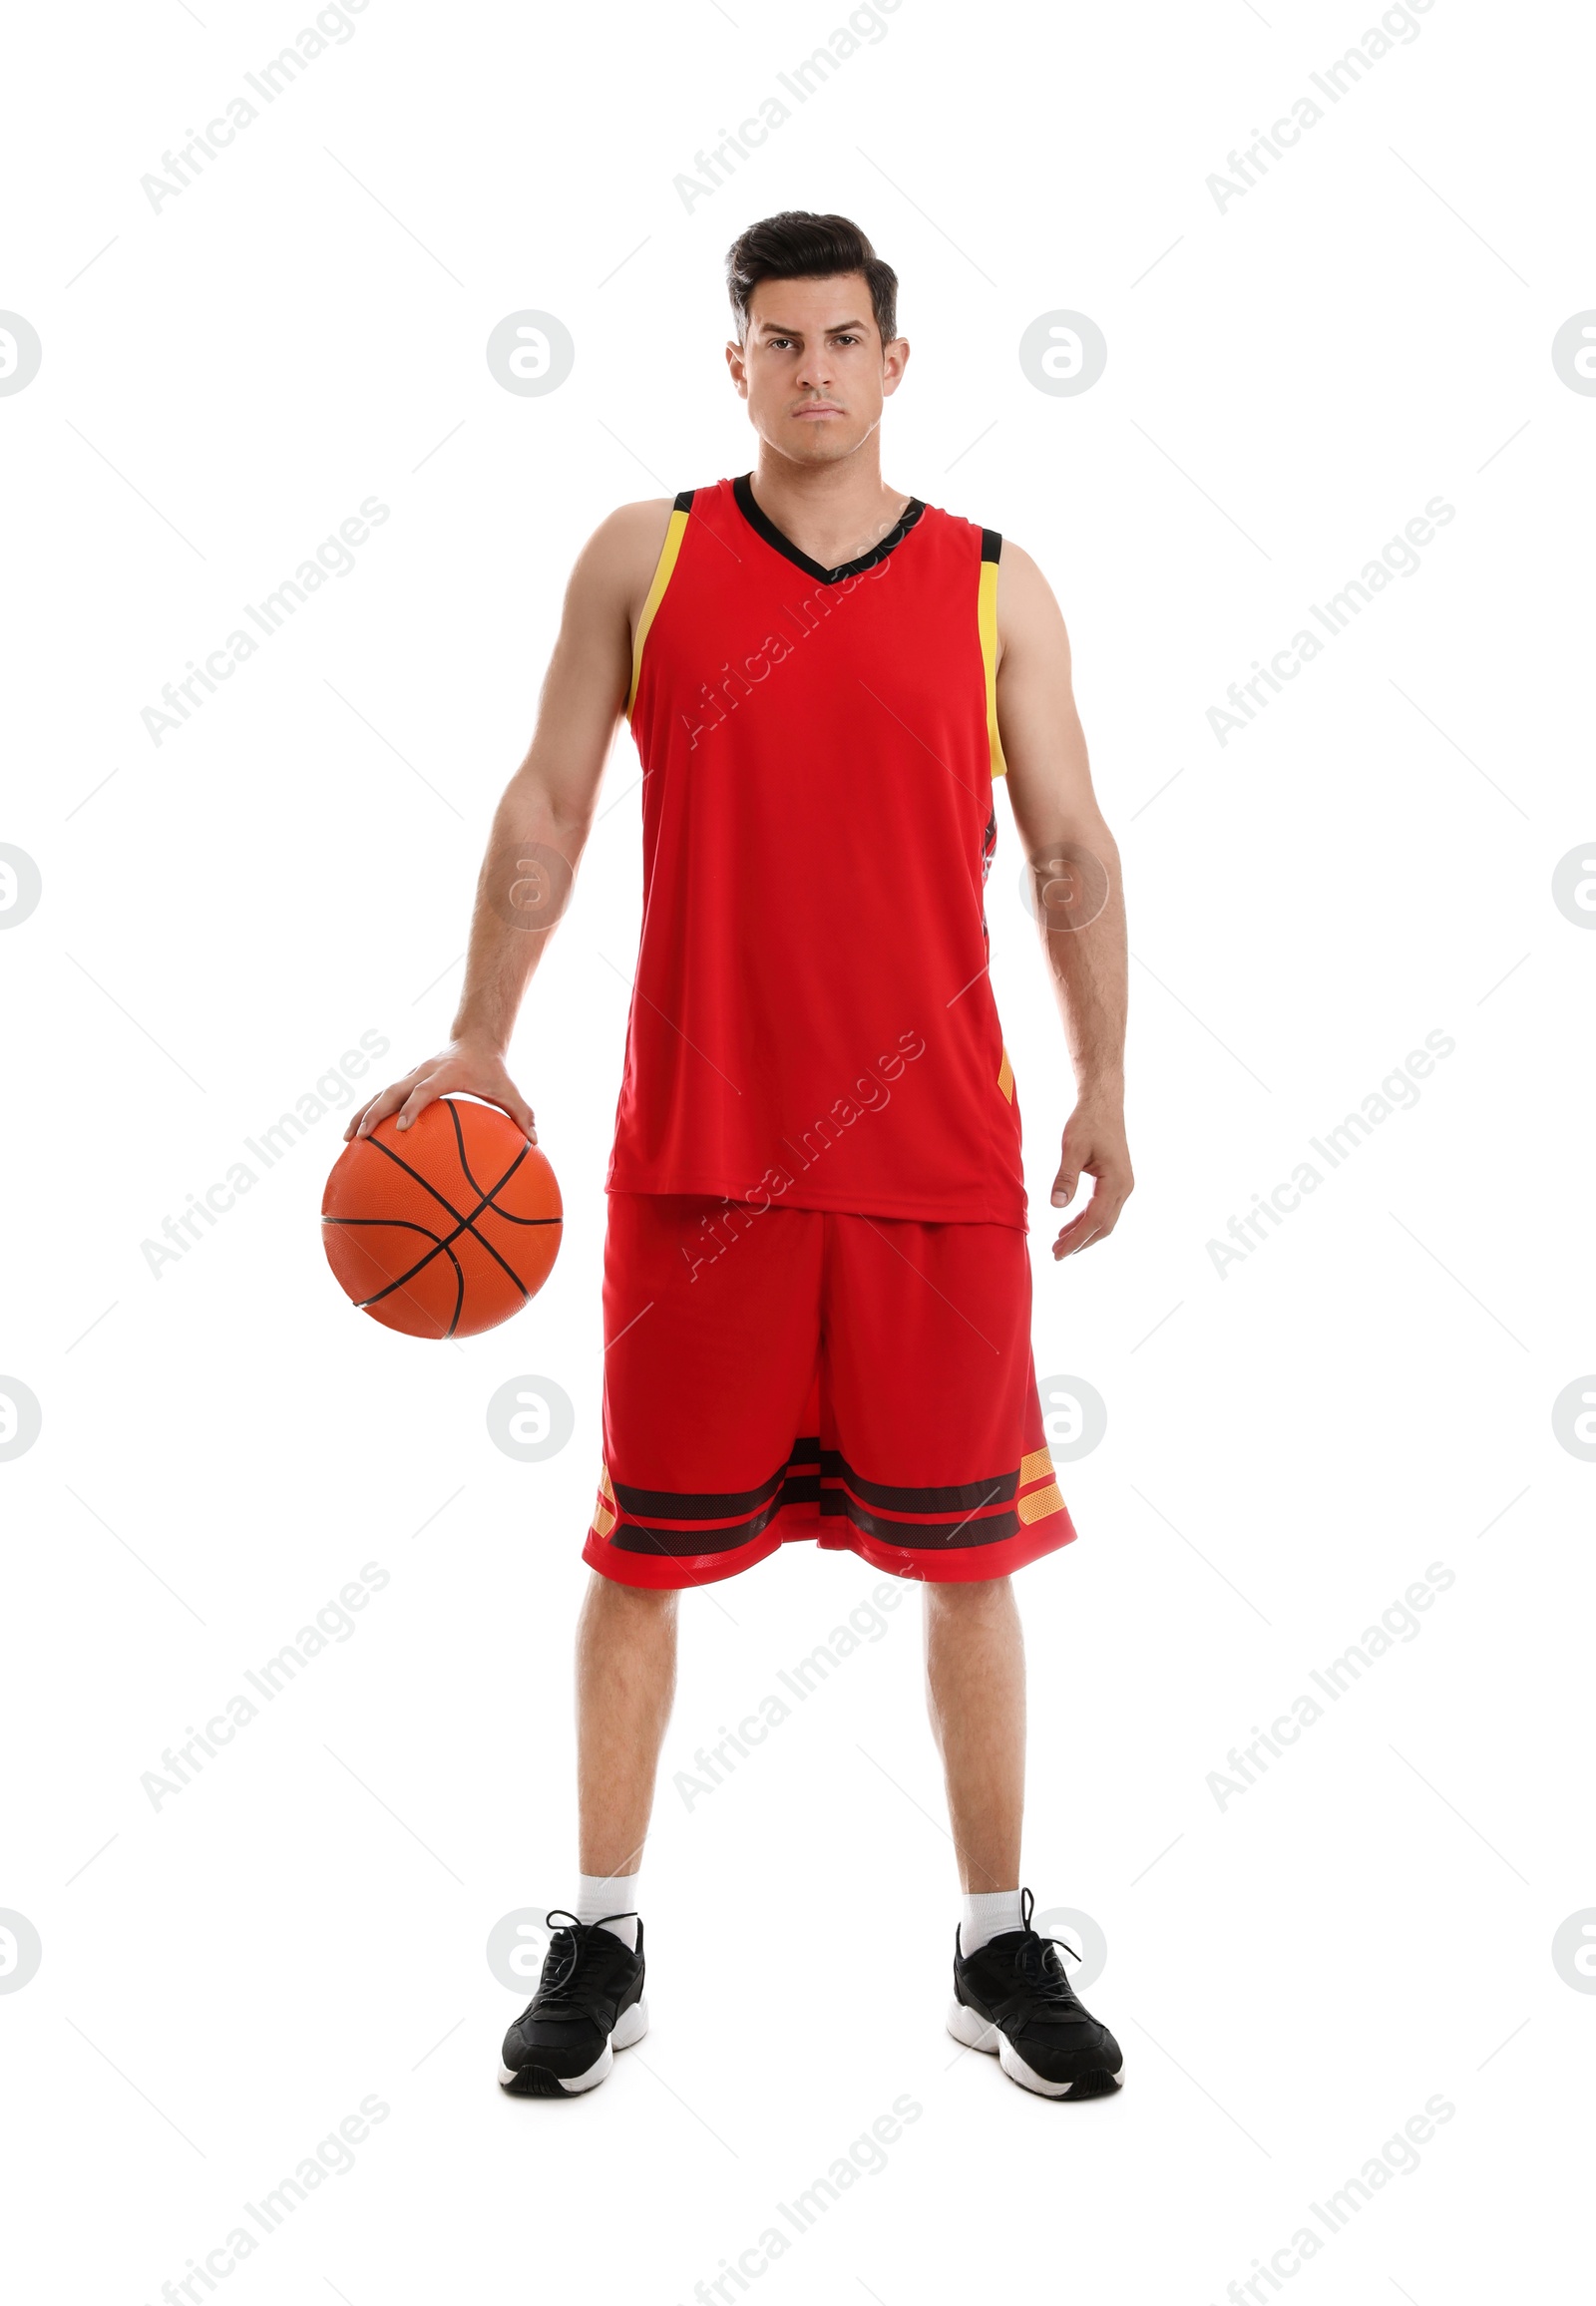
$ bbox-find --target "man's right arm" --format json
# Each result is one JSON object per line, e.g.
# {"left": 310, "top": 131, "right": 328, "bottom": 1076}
{"left": 345, "top": 498, "right": 672, "bottom": 1144}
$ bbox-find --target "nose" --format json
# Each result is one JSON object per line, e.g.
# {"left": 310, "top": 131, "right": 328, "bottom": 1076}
{"left": 793, "top": 345, "right": 834, "bottom": 397}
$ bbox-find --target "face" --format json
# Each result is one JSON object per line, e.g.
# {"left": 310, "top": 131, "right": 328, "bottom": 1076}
{"left": 726, "top": 272, "right": 909, "bottom": 467}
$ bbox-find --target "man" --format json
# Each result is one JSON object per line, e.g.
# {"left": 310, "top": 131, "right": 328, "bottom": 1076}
{"left": 347, "top": 212, "right": 1132, "bottom": 2102}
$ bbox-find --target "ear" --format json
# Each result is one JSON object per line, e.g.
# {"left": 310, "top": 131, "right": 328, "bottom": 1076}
{"left": 725, "top": 338, "right": 750, "bottom": 399}
{"left": 881, "top": 337, "right": 910, "bottom": 399}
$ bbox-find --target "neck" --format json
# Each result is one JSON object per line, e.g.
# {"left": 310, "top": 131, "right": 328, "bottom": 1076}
{"left": 748, "top": 438, "right": 908, "bottom": 570}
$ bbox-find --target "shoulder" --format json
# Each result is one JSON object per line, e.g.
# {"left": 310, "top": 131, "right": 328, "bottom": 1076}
{"left": 583, "top": 496, "right": 677, "bottom": 569}
{"left": 566, "top": 498, "right": 678, "bottom": 619}
{"left": 987, "top": 537, "right": 1067, "bottom": 652}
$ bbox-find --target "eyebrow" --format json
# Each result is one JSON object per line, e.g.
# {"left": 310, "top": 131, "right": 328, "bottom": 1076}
{"left": 755, "top": 316, "right": 870, "bottom": 337}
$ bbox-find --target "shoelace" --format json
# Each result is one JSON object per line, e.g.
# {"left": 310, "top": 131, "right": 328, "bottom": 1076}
{"left": 532, "top": 1909, "right": 637, "bottom": 2012}
{"left": 1007, "top": 1887, "right": 1084, "bottom": 2004}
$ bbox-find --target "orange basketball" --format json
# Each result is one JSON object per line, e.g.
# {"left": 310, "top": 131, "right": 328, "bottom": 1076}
{"left": 321, "top": 1097, "right": 562, "bottom": 1338}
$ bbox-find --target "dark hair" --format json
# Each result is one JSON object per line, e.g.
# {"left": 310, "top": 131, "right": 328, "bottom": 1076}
{"left": 725, "top": 211, "right": 899, "bottom": 347}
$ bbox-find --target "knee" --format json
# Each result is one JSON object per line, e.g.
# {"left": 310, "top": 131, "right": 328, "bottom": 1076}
{"left": 924, "top": 1574, "right": 1013, "bottom": 1620}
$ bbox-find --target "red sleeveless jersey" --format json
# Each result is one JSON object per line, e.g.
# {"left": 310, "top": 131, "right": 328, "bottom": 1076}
{"left": 604, "top": 474, "right": 1027, "bottom": 1229}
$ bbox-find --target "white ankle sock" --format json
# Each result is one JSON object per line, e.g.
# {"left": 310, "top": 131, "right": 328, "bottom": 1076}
{"left": 961, "top": 1888, "right": 1023, "bottom": 1955}
{"left": 576, "top": 1870, "right": 640, "bottom": 1950}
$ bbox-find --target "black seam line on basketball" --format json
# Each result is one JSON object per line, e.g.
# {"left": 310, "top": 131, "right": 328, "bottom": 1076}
{"left": 364, "top": 1134, "right": 543, "bottom": 1301}
{"left": 366, "top": 1124, "right": 536, "bottom": 1238}
{"left": 441, "top": 1096, "right": 556, "bottom": 1223}
{"left": 320, "top": 1213, "right": 467, "bottom": 1330}
{"left": 356, "top": 1235, "right": 467, "bottom": 1331}
{"left": 731, "top": 471, "right": 926, "bottom": 584}
{"left": 321, "top": 1216, "right": 450, "bottom": 1240}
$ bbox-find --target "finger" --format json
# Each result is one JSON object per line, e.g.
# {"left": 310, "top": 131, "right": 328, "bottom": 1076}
{"left": 355, "top": 1079, "right": 419, "bottom": 1138}
{"left": 1050, "top": 1163, "right": 1080, "bottom": 1210}
{"left": 1077, "top": 1189, "right": 1128, "bottom": 1244}
{"left": 492, "top": 1090, "right": 538, "bottom": 1142}
{"left": 394, "top": 1078, "right": 446, "bottom": 1131}
{"left": 1052, "top": 1220, "right": 1103, "bottom": 1260}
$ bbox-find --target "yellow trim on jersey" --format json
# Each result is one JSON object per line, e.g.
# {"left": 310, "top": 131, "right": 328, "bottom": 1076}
{"left": 627, "top": 506, "right": 689, "bottom": 717}
{"left": 998, "top": 1044, "right": 1014, "bottom": 1102}
{"left": 1018, "top": 1481, "right": 1065, "bottom": 1526}
{"left": 1018, "top": 1447, "right": 1054, "bottom": 1488}
{"left": 978, "top": 557, "right": 1006, "bottom": 778}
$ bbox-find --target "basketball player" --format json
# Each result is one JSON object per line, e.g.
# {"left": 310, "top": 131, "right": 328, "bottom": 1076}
{"left": 347, "top": 214, "right": 1133, "bottom": 2101}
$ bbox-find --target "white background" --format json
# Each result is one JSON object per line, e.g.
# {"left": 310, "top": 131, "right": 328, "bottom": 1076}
{"left": 2, "top": 0, "right": 1592, "bottom": 2299}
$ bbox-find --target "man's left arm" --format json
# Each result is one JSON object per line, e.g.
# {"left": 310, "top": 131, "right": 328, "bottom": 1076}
{"left": 995, "top": 542, "right": 1133, "bottom": 1260}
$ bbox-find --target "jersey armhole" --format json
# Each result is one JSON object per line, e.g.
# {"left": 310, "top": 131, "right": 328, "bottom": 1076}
{"left": 626, "top": 490, "right": 694, "bottom": 718}
{"left": 978, "top": 529, "right": 1006, "bottom": 779}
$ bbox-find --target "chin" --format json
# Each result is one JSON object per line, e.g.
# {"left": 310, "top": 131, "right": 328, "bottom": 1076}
{"left": 773, "top": 422, "right": 868, "bottom": 464}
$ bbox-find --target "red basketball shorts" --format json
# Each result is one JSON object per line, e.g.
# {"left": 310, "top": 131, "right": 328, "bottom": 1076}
{"left": 583, "top": 1193, "right": 1075, "bottom": 1590}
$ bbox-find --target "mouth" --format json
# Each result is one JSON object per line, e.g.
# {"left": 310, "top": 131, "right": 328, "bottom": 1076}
{"left": 792, "top": 402, "right": 844, "bottom": 419}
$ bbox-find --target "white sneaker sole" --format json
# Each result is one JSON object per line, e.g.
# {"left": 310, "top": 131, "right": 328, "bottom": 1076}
{"left": 499, "top": 1994, "right": 649, "bottom": 2094}
{"left": 947, "top": 1996, "right": 1123, "bottom": 2099}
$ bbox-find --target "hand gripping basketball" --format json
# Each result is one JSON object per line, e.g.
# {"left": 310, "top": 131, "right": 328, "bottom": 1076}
{"left": 321, "top": 1096, "right": 562, "bottom": 1338}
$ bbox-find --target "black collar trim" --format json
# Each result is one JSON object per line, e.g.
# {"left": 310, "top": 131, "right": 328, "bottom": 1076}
{"left": 731, "top": 472, "right": 926, "bottom": 584}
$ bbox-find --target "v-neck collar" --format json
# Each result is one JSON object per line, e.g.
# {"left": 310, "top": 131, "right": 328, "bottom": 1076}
{"left": 732, "top": 472, "right": 926, "bottom": 585}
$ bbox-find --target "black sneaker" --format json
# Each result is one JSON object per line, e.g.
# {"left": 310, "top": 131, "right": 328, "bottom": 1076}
{"left": 498, "top": 1911, "right": 648, "bottom": 2097}
{"left": 948, "top": 1889, "right": 1123, "bottom": 2099}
